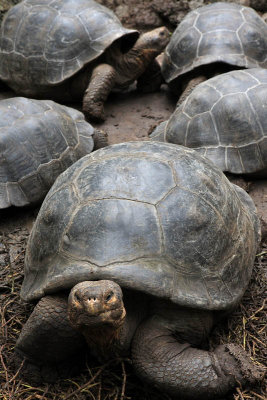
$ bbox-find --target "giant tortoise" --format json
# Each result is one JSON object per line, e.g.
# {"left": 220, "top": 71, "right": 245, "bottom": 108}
{"left": 15, "top": 141, "right": 262, "bottom": 399}
{"left": 150, "top": 68, "right": 267, "bottom": 176}
{"left": 0, "top": 96, "right": 105, "bottom": 209}
{"left": 0, "top": 0, "right": 170, "bottom": 121}
{"left": 161, "top": 2, "right": 267, "bottom": 103}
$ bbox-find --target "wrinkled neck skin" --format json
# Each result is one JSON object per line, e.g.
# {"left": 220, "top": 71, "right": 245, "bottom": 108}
{"left": 105, "top": 36, "right": 166, "bottom": 88}
{"left": 79, "top": 323, "right": 123, "bottom": 360}
{"left": 69, "top": 289, "right": 148, "bottom": 360}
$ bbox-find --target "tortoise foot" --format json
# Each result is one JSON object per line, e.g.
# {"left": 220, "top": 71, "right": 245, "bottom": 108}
{"left": 82, "top": 101, "right": 106, "bottom": 122}
{"left": 215, "top": 344, "right": 264, "bottom": 386}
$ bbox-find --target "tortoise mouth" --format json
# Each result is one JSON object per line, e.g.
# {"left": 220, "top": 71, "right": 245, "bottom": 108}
{"left": 67, "top": 280, "right": 125, "bottom": 330}
{"left": 73, "top": 306, "right": 126, "bottom": 329}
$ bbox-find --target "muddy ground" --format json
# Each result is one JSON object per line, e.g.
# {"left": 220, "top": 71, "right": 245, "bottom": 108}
{"left": 0, "top": 0, "right": 267, "bottom": 399}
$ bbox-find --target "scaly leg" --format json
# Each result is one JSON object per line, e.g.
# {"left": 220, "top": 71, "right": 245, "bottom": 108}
{"left": 82, "top": 64, "right": 116, "bottom": 122}
{"left": 14, "top": 295, "right": 86, "bottom": 383}
{"left": 132, "top": 317, "right": 262, "bottom": 399}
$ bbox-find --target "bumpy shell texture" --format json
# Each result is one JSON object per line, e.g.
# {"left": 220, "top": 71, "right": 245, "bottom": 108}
{"left": 152, "top": 68, "right": 267, "bottom": 175}
{"left": 0, "top": 97, "right": 94, "bottom": 208}
{"left": 162, "top": 2, "right": 267, "bottom": 84}
{"left": 0, "top": 0, "right": 137, "bottom": 95}
{"left": 21, "top": 142, "right": 260, "bottom": 312}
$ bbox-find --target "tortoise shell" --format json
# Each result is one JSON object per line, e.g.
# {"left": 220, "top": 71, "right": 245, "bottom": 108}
{"left": 151, "top": 68, "right": 267, "bottom": 175}
{"left": 162, "top": 2, "right": 267, "bottom": 85}
{"left": 0, "top": 97, "right": 95, "bottom": 208}
{"left": 21, "top": 141, "right": 260, "bottom": 312}
{"left": 0, "top": 0, "right": 137, "bottom": 96}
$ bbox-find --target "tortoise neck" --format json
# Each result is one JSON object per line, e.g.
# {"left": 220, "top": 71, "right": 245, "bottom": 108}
{"left": 119, "top": 47, "right": 158, "bottom": 74}
{"left": 106, "top": 42, "right": 158, "bottom": 87}
{"left": 81, "top": 323, "right": 123, "bottom": 356}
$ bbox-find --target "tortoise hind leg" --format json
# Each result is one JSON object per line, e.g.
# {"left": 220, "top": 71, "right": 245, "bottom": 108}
{"left": 14, "top": 295, "right": 86, "bottom": 383}
{"left": 82, "top": 64, "right": 116, "bottom": 122}
{"left": 132, "top": 317, "right": 262, "bottom": 399}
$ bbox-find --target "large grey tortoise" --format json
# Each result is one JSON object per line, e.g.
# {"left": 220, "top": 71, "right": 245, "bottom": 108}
{"left": 161, "top": 2, "right": 267, "bottom": 105}
{"left": 0, "top": 96, "right": 106, "bottom": 209}
{"left": 15, "top": 141, "right": 262, "bottom": 399}
{"left": 151, "top": 68, "right": 267, "bottom": 176}
{"left": 0, "top": 0, "right": 170, "bottom": 121}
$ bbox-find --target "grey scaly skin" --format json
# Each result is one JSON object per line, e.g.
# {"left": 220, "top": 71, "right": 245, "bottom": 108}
{"left": 15, "top": 280, "right": 261, "bottom": 397}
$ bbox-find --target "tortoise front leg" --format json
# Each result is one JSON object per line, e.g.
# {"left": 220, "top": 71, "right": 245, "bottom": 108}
{"left": 15, "top": 295, "right": 86, "bottom": 383}
{"left": 83, "top": 64, "right": 116, "bottom": 122}
{"left": 132, "top": 318, "right": 261, "bottom": 399}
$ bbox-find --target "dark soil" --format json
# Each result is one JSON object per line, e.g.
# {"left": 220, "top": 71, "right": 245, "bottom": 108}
{"left": 0, "top": 1, "right": 266, "bottom": 399}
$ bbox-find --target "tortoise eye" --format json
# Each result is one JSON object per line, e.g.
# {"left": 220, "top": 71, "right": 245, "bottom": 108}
{"left": 105, "top": 292, "right": 114, "bottom": 302}
{"left": 74, "top": 292, "right": 82, "bottom": 302}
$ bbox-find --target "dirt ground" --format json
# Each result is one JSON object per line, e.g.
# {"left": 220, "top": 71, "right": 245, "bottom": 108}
{"left": 0, "top": 0, "right": 266, "bottom": 399}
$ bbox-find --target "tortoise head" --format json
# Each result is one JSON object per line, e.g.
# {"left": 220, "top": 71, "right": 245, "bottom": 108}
{"left": 68, "top": 280, "right": 126, "bottom": 334}
{"left": 137, "top": 27, "right": 171, "bottom": 53}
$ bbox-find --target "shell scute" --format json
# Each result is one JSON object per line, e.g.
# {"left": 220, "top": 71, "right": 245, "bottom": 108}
{"left": 27, "top": 184, "right": 78, "bottom": 268}
{"left": 238, "top": 23, "right": 267, "bottom": 63}
{"left": 62, "top": 200, "right": 161, "bottom": 266}
{"left": 238, "top": 143, "right": 264, "bottom": 173}
{"left": 212, "top": 92, "right": 262, "bottom": 145}
{"left": 198, "top": 30, "right": 242, "bottom": 57}
{"left": 171, "top": 152, "right": 227, "bottom": 206}
{"left": 209, "top": 69, "right": 259, "bottom": 95}
{"left": 75, "top": 156, "right": 175, "bottom": 205}
{"left": 5, "top": 183, "right": 28, "bottom": 207}
{"left": 195, "top": 9, "right": 243, "bottom": 32}
{"left": 186, "top": 113, "right": 218, "bottom": 147}
{"left": 44, "top": 14, "right": 88, "bottom": 62}
{"left": 183, "top": 84, "right": 221, "bottom": 116}
{"left": 16, "top": 8, "right": 55, "bottom": 57}
{"left": 157, "top": 187, "right": 233, "bottom": 271}
{"left": 166, "top": 113, "right": 189, "bottom": 144}
{"left": 167, "top": 27, "right": 200, "bottom": 70}
{"left": 247, "top": 84, "right": 267, "bottom": 134}
{"left": 0, "top": 3, "right": 25, "bottom": 53}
